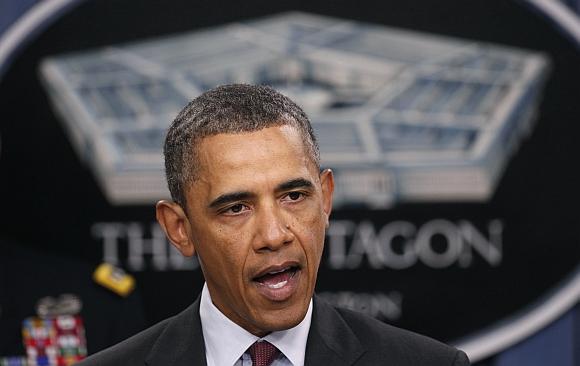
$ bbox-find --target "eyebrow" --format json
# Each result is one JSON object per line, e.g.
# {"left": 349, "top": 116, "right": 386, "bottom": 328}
{"left": 208, "top": 191, "right": 255, "bottom": 210}
{"left": 276, "top": 178, "right": 314, "bottom": 192}
{"left": 207, "top": 178, "right": 314, "bottom": 210}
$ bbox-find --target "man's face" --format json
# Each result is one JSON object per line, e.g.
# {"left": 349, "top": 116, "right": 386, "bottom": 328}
{"left": 161, "top": 125, "right": 333, "bottom": 336}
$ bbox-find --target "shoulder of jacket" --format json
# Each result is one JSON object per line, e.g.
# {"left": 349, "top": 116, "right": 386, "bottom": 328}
{"left": 331, "top": 304, "right": 466, "bottom": 365}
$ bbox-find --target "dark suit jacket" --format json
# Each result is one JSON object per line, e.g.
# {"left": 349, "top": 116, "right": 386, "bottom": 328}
{"left": 77, "top": 296, "right": 470, "bottom": 365}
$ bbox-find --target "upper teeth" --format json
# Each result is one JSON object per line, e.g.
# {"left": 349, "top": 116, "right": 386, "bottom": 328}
{"left": 268, "top": 267, "right": 288, "bottom": 275}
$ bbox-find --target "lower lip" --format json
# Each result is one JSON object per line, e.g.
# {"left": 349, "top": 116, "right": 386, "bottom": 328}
{"left": 253, "top": 269, "right": 301, "bottom": 302}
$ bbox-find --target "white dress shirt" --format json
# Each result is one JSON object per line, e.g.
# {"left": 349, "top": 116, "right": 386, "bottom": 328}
{"left": 199, "top": 283, "right": 313, "bottom": 366}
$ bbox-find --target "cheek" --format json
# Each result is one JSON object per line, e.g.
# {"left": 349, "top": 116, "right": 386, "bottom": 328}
{"left": 216, "top": 230, "right": 249, "bottom": 263}
{"left": 198, "top": 225, "right": 249, "bottom": 273}
{"left": 295, "top": 212, "right": 326, "bottom": 264}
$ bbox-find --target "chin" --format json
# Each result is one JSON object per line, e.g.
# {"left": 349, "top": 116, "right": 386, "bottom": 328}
{"left": 256, "top": 304, "right": 309, "bottom": 333}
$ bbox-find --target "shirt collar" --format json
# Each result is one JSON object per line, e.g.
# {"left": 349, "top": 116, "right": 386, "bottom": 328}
{"left": 199, "top": 283, "right": 313, "bottom": 366}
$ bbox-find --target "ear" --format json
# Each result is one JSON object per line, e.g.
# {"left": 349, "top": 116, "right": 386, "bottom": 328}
{"left": 156, "top": 200, "right": 196, "bottom": 257}
{"left": 319, "top": 169, "right": 335, "bottom": 228}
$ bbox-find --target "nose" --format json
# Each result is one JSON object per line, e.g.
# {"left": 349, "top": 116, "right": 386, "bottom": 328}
{"left": 254, "top": 203, "right": 294, "bottom": 251}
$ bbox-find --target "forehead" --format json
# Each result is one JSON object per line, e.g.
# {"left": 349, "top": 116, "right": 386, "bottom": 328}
{"left": 193, "top": 125, "right": 316, "bottom": 186}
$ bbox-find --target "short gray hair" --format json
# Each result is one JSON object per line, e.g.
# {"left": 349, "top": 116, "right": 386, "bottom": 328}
{"left": 163, "top": 84, "right": 320, "bottom": 207}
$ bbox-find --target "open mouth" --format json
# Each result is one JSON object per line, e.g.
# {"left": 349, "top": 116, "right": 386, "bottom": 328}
{"left": 253, "top": 265, "right": 299, "bottom": 289}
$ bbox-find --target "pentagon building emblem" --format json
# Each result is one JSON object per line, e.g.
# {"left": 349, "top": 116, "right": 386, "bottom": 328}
{"left": 40, "top": 12, "right": 550, "bottom": 207}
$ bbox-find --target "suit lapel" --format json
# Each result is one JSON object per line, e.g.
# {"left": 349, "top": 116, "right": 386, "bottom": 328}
{"left": 145, "top": 297, "right": 207, "bottom": 366}
{"left": 142, "top": 295, "right": 364, "bottom": 366}
{"left": 304, "top": 296, "right": 366, "bottom": 366}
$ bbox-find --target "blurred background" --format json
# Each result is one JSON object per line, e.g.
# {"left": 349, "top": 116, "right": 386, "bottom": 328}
{"left": 0, "top": 0, "right": 579, "bottom": 365}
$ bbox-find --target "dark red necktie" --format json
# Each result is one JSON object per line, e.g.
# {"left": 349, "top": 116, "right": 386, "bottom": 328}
{"left": 248, "top": 340, "right": 280, "bottom": 366}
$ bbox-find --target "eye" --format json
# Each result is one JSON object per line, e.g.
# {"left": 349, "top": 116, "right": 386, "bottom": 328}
{"left": 283, "top": 191, "right": 306, "bottom": 203}
{"left": 230, "top": 204, "right": 244, "bottom": 213}
{"left": 288, "top": 191, "right": 302, "bottom": 200}
{"left": 222, "top": 203, "right": 249, "bottom": 215}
